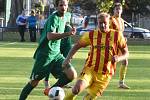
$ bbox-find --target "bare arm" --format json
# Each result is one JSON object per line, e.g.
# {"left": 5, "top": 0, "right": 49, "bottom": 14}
{"left": 62, "top": 42, "right": 88, "bottom": 68}
{"left": 47, "top": 27, "right": 76, "bottom": 40}
{"left": 112, "top": 45, "right": 129, "bottom": 62}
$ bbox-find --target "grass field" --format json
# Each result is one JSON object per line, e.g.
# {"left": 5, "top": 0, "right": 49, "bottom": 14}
{"left": 0, "top": 41, "right": 150, "bottom": 100}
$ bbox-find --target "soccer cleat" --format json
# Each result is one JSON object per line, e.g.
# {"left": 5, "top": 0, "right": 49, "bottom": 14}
{"left": 118, "top": 83, "right": 130, "bottom": 89}
{"left": 43, "top": 88, "right": 51, "bottom": 96}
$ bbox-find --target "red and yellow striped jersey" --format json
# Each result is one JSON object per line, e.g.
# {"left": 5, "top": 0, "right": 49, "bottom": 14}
{"left": 79, "top": 29, "right": 126, "bottom": 75}
{"left": 110, "top": 16, "right": 124, "bottom": 32}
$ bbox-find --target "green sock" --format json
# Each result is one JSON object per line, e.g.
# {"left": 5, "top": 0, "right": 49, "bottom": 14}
{"left": 52, "top": 73, "right": 72, "bottom": 87}
{"left": 19, "top": 82, "right": 34, "bottom": 100}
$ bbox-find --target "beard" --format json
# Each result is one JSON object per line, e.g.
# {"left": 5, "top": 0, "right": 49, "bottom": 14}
{"left": 58, "top": 9, "right": 67, "bottom": 17}
{"left": 59, "top": 12, "right": 65, "bottom": 16}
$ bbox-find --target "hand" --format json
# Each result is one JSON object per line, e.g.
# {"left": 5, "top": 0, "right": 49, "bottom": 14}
{"left": 112, "top": 55, "right": 119, "bottom": 63}
{"left": 69, "top": 27, "right": 76, "bottom": 36}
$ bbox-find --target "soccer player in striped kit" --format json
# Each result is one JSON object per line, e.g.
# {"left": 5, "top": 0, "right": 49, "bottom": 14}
{"left": 110, "top": 3, "right": 130, "bottom": 89}
{"left": 63, "top": 12, "right": 129, "bottom": 100}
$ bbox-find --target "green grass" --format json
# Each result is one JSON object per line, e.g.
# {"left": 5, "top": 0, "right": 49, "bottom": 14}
{"left": 0, "top": 41, "right": 150, "bottom": 100}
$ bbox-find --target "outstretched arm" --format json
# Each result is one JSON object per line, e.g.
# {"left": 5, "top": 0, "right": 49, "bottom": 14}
{"left": 62, "top": 41, "right": 88, "bottom": 68}
{"left": 47, "top": 27, "right": 76, "bottom": 40}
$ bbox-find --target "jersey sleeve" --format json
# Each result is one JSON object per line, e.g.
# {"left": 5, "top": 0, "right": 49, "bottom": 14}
{"left": 45, "top": 15, "right": 58, "bottom": 33}
{"left": 78, "top": 32, "right": 90, "bottom": 47}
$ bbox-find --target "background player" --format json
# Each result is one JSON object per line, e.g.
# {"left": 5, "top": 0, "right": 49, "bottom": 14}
{"left": 110, "top": 3, "right": 130, "bottom": 89}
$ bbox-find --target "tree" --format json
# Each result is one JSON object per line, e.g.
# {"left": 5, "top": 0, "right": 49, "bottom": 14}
{"left": 70, "top": 0, "right": 122, "bottom": 14}
{"left": 96, "top": 0, "right": 114, "bottom": 13}
{"left": 70, "top": 0, "right": 97, "bottom": 15}
{"left": 124, "top": 0, "right": 150, "bottom": 15}
{"left": 7, "top": 0, "right": 24, "bottom": 27}
{"left": 96, "top": 0, "right": 126, "bottom": 13}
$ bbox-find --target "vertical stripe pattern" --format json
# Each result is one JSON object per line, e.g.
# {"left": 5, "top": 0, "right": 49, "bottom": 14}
{"left": 85, "top": 29, "right": 121, "bottom": 75}
{"left": 102, "top": 32, "right": 110, "bottom": 74}
{"left": 110, "top": 16, "right": 124, "bottom": 32}
{"left": 94, "top": 31, "right": 102, "bottom": 72}
{"left": 87, "top": 30, "right": 94, "bottom": 67}
{"left": 111, "top": 31, "right": 119, "bottom": 73}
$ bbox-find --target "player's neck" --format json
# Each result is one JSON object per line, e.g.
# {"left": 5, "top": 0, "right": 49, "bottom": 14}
{"left": 57, "top": 11, "right": 65, "bottom": 18}
{"left": 114, "top": 15, "right": 121, "bottom": 18}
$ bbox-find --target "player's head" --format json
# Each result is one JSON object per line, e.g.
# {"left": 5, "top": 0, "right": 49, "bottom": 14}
{"left": 30, "top": 10, "right": 35, "bottom": 16}
{"left": 113, "top": 3, "right": 123, "bottom": 17}
{"left": 55, "top": 0, "right": 69, "bottom": 16}
{"left": 97, "top": 12, "right": 110, "bottom": 33}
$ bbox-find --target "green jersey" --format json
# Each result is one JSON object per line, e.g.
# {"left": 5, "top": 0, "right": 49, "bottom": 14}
{"left": 34, "top": 11, "right": 70, "bottom": 59}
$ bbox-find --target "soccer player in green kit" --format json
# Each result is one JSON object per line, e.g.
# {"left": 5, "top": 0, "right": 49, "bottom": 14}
{"left": 19, "top": 0, "right": 77, "bottom": 99}
{"left": 43, "top": 12, "right": 73, "bottom": 90}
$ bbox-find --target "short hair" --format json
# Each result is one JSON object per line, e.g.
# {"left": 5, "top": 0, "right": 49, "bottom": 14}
{"left": 31, "top": 10, "right": 35, "bottom": 14}
{"left": 98, "top": 12, "right": 110, "bottom": 20}
{"left": 113, "top": 3, "right": 122, "bottom": 9}
{"left": 55, "top": 0, "right": 69, "bottom": 7}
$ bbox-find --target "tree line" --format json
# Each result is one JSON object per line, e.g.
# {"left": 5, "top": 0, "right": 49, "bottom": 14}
{"left": 7, "top": 0, "right": 150, "bottom": 27}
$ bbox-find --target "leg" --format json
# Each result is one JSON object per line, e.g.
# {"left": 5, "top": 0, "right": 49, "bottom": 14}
{"left": 22, "top": 26, "right": 26, "bottom": 41}
{"left": 84, "top": 74, "right": 111, "bottom": 100}
{"left": 29, "top": 28, "right": 33, "bottom": 42}
{"left": 43, "top": 55, "right": 77, "bottom": 96}
{"left": 64, "top": 64, "right": 77, "bottom": 82}
{"left": 43, "top": 74, "right": 51, "bottom": 95}
{"left": 19, "top": 55, "right": 51, "bottom": 99}
{"left": 65, "top": 67, "right": 93, "bottom": 100}
{"left": 73, "top": 80, "right": 87, "bottom": 95}
{"left": 18, "top": 26, "right": 25, "bottom": 42}
{"left": 44, "top": 73, "right": 50, "bottom": 88}
{"left": 119, "top": 58, "right": 130, "bottom": 89}
{"left": 83, "top": 93, "right": 97, "bottom": 100}
{"left": 51, "top": 65, "right": 77, "bottom": 87}
{"left": 33, "top": 27, "right": 36, "bottom": 42}
{"left": 19, "top": 80, "right": 39, "bottom": 100}
{"left": 64, "top": 80, "right": 87, "bottom": 100}
{"left": 51, "top": 55, "right": 77, "bottom": 87}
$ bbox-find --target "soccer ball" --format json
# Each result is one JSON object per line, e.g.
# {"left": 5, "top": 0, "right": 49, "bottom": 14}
{"left": 48, "top": 87, "right": 65, "bottom": 100}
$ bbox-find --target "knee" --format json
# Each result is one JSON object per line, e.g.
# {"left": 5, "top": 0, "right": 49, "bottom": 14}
{"left": 72, "top": 86, "right": 80, "bottom": 95}
{"left": 30, "top": 80, "right": 39, "bottom": 87}
{"left": 72, "top": 80, "right": 86, "bottom": 95}
{"left": 122, "top": 59, "right": 128, "bottom": 66}
{"left": 71, "top": 68, "right": 77, "bottom": 79}
{"left": 65, "top": 67, "right": 77, "bottom": 80}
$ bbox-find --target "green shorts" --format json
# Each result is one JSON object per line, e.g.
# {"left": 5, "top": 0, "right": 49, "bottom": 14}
{"left": 30, "top": 53, "right": 72, "bottom": 80}
{"left": 60, "top": 37, "right": 72, "bottom": 57}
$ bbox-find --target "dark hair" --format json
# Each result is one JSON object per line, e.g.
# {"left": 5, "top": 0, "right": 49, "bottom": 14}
{"left": 113, "top": 3, "right": 122, "bottom": 9}
{"left": 55, "top": 0, "right": 60, "bottom": 7}
{"left": 31, "top": 10, "right": 35, "bottom": 14}
{"left": 55, "top": 0, "right": 68, "bottom": 7}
